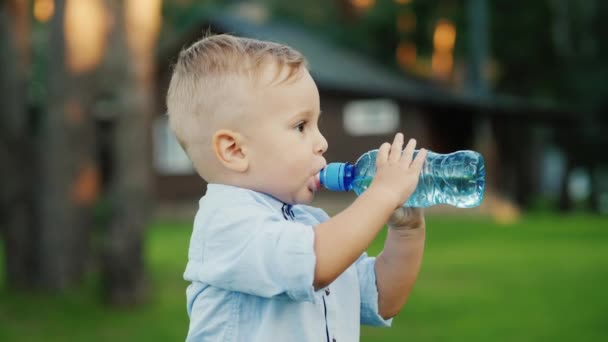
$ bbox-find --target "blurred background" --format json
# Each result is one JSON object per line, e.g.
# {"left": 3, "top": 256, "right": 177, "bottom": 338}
{"left": 1, "top": 0, "right": 607, "bottom": 341}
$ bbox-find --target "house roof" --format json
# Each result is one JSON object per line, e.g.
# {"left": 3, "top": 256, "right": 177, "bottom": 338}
{"left": 159, "top": 10, "right": 573, "bottom": 119}
{"left": 193, "top": 13, "right": 471, "bottom": 106}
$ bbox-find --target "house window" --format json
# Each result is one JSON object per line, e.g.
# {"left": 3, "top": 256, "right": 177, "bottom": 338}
{"left": 343, "top": 99, "right": 400, "bottom": 136}
{"left": 153, "top": 116, "right": 194, "bottom": 175}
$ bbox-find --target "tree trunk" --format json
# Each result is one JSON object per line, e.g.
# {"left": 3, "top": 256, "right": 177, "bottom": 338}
{"left": 39, "top": 0, "right": 96, "bottom": 290}
{"left": 100, "top": 0, "right": 157, "bottom": 306}
{"left": 0, "top": 0, "right": 37, "bottom": 289}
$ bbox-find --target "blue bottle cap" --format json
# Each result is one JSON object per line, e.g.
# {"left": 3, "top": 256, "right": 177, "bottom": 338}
{"left": 319, "top": 163, "right": 348, "bottom": 191}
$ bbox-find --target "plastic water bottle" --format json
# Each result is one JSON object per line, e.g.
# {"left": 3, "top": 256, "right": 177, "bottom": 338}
{"left": 319, "top": 150, "right": 485, "bottom": 208}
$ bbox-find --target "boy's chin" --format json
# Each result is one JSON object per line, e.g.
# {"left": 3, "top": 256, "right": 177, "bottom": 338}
{"left": 294, "top": 189, "right": 316, "bottom": 205}
{"left": 298, "top": 197, "right": 314, "bottom": 205}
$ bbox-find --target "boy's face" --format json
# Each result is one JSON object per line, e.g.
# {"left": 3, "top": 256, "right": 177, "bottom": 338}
{"left": 244, "top": 67, "right": 328, "bottom": 205}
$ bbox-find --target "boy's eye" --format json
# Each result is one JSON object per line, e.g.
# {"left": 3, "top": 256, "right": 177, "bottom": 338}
{"left": 296, "top": 121, "right": 306, "bottom": 132}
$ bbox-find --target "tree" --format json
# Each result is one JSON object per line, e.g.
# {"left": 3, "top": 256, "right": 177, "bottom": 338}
{"left": 100, "top": 0, "right": 159, "bottom": 305}
{"left": 0, "top": 0, "right": 36, "bottom": 289}
{"left": 39, "top": 0, "right": 98, "bottom": 290}
{"left": 2, "top": 0, "right": 158, "bottom": 301}
{"left": 2, "top": 0, "right": 99, "bottom": 291}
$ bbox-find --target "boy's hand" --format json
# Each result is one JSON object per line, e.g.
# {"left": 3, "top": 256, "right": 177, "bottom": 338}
{"left": 369, "top": 133, "right": 427, "bottom": 210}
{"left": 388, "top": 207, "right": 425, "bottom": 231}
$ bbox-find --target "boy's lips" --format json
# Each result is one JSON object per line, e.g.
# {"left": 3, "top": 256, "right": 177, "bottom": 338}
{"left": 308, "top": 174, "right": 322, "bottom": 192}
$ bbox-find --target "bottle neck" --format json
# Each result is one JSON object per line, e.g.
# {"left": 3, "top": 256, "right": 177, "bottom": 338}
{"left": 319, "top": 163, "right": 355, "bottom": 191}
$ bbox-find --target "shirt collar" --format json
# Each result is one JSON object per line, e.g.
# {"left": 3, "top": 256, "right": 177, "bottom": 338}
{"left": 205, "top": 183, "right": 294, "bottom": 220}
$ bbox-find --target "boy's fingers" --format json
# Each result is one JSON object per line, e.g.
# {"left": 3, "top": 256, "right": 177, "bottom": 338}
{"left": 401, "top": 138, "right": 416, "bottom": 167}
{"left": 410, "top": 148, "right": 427, "bottom": 173}
{"left": 389, "top": 133, "right": 404, "bottom": 163}
{"left": 377, "top": 142, "right": 391, "bottom": 166}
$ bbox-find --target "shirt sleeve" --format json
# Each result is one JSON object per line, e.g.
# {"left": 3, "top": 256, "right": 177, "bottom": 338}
{"left": 184, "top": 203, "right": 316, "bottom": 302}
{"left": 356, "top": 253, "right": 393, "bottom": 327}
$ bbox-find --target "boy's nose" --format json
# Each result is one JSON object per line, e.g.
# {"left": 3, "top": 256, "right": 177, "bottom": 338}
{"left": 316, "top": 133, "right": 328, "bottom": 154}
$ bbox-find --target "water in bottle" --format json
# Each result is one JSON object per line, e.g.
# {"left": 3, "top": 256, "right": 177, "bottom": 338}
{"left": 319, "top": 150, "right": 485, "bottom": 208}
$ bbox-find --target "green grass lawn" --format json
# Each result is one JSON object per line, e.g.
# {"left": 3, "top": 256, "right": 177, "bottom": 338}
{"left": 1, "top": 214, "right": 607, "bottom": 341}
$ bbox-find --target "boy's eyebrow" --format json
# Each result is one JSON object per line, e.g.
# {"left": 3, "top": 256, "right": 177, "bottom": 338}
{"left": 290, "top": 109, "right": 322, "bottom": 119}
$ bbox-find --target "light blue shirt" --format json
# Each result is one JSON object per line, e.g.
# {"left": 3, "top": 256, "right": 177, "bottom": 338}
{"left": 184, "top": 184, "right": 392, "bottom": 341}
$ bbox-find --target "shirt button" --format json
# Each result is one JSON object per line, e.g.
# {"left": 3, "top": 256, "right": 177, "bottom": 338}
{"left": 325, "top": 288, "right": 330, "bottom": 296}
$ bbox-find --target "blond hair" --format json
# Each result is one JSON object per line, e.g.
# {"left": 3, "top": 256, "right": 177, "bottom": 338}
{"left": 166, "top": 34, "right": 307, "bottom": 180}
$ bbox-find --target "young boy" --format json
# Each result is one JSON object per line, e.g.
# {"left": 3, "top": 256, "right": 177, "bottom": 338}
{"left": 167, "top": 34, "right": 428, "bottom": 342}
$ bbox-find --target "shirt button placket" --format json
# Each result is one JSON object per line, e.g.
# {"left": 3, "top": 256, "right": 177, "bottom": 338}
{"left": 325, "top": 287, "right": 336, "bottom": 342}
{"left": 325, "top": 287, "right": 333, "bottom": 342}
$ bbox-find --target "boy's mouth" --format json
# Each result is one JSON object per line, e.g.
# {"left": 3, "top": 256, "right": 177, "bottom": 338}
{"left": 308, "top": 174, "right": 321, "bottom": 193}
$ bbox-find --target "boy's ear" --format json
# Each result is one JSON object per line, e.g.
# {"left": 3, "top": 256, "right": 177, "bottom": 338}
{"left": 212, "top": 129, "right": 249, "bottom": 173}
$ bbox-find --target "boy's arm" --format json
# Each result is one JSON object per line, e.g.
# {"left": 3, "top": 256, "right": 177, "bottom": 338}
{"left": 313, "top": 187, "right": 395, "bottom": 289}
{"left": 313, "top": 134, "right": 426, "bottom": 289}
{"left": 375, "top": 207, "right": 426, "bottom": 319}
